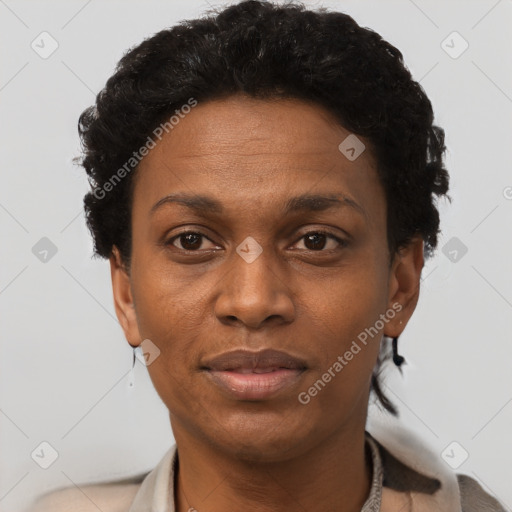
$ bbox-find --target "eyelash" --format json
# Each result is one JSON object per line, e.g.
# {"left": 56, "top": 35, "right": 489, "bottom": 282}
{"left": 166, "top": 231, "right": 212, "bottom": 251}
{"left": 165, "top": 229, "right": 348, "bottom": 253}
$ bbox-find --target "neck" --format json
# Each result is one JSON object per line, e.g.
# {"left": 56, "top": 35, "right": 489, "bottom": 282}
{"left": 172, "top": 420, "right": 372, "bottom": 512}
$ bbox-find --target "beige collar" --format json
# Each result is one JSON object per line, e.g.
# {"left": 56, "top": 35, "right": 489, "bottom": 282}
{"left": 128, "top": 420, "right": 461, "bottom": 512}
{"left": 128, "top": 444, "right": 176, "bottom": 512}
{"left": 368, "top": 415, "right": 462, "bottom": 512}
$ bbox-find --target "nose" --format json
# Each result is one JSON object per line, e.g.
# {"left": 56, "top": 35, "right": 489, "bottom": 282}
{"left": 214, "top": 242, "right": 296, "bottom": 330}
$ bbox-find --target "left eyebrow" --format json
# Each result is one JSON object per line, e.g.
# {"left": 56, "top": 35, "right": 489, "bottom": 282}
{"left": 283, "top": 193, "right": 367, "bottom": 220}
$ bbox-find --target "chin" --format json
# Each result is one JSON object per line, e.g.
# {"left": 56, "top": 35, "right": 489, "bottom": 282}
{"left": 205, "top": 409, "right": 318, "bottom": 463}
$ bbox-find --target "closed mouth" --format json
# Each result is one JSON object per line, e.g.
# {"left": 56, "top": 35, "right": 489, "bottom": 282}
{"left": 201, "top": 348, "right": 308, "bottom": 373}
{"left": 201, "top": 348, "right": 307, "bottom": 400}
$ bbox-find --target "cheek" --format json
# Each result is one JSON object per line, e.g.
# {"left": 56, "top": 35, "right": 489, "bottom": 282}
{"left": 298, "top": 288, "right": 385, "bottom": 420}
{"left": 133, "top": 262, "right": 203, "bottom": 333}
{"left": 299, "top": 257, "right": 388, "bottom": 397}
{"left": 132, "top": 273, "right": 208, "bottom": 414}
{"left": 309, "top": 260, "right": 388, "bottom": 345}
{"left": 130, "top": 266, "right": 207, "bottom": 400}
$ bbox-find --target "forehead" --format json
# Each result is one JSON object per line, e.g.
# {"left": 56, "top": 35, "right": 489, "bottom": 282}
{"left": 144, "top": 95, "right": 362, "bottom": 162}
{"left": 133, "top": 95, "right": 383, "bottom": 221}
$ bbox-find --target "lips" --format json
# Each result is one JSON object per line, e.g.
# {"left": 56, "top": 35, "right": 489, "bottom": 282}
{"left": 202, "top": 349, "right": 307, "bottom": 400}
{"left": 203, "top": 349, "right": 307, "bottom": 372}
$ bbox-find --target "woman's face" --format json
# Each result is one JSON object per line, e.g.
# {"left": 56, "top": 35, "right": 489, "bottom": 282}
{"left": 111, "top": 95, "right": 422, "bottom": 462}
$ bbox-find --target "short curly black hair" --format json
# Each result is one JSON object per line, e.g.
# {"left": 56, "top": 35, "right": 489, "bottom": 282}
{"left": 77, "top": 0, "right": 450, "bottom": 415}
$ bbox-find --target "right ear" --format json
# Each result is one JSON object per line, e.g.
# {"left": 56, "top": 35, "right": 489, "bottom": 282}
{"left": 109, "top": 246, "right": 141, "bottom": 347}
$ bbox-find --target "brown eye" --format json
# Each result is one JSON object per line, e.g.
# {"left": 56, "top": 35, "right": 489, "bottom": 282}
{"left": 165, "top": 231, "right": 221, "bottom": 255}
{"left": 304, "top": 232, "right": 327, "bottom": 250}
{"left": 168, "top": 232, "right": 216, "bottom": 251}
{"left": 177, "top": 233, "right": 202, "bottom": 250}
{"left": 294, "top": 231, "right": 348, "bottom": 253}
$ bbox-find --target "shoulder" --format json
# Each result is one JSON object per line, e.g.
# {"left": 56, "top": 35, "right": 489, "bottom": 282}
{"left": 27, "top": 445, "right": 178, "bottom": 512}
{"left": 367, "top": 415, "right": 506, "bottom": 511}
{"left": 457, "top": 473, "right": 507, "bottom": 512}
{"left": 26, "top": 473, "right": 147, "bottom": 512}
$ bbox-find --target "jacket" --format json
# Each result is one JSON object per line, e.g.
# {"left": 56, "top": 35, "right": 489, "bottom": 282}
{"left": 27, "top": 420, "right": 506, "bottom": 511}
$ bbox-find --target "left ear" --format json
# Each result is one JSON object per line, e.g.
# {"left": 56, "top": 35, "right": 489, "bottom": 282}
{"left": 384, "top": 235, "right": 424, "bottom": 338}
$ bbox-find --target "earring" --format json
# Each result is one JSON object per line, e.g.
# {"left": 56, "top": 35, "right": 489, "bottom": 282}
{"left": 128, "top": 345, "right": 137, "bottom": 389}
{"left": 392, "top": 336, "right": 406, "bottom": 367}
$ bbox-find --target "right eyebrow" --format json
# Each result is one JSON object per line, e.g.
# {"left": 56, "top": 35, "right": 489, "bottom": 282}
{"left": 150, "top": 193, "right": 224, "bottom": 217}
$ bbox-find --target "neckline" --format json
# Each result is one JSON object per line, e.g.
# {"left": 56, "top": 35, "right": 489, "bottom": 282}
{"left": 361, "top": 432, "right": 384, "bottom": 511}
{"left": 170, "top": 432, "right": 383, "bottom": 512}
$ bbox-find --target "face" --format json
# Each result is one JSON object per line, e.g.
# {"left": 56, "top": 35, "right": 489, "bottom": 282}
{"left": 111, "top": 95, "right": 423, "bottom": 462}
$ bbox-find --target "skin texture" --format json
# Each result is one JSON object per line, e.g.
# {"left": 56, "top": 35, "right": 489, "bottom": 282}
{"left": 110, "top": 94, "right": 424, "bottom": 512}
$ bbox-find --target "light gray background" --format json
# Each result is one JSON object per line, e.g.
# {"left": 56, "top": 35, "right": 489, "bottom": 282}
{"left": 1, "top": 0, "right": 511, "bottom": 510}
